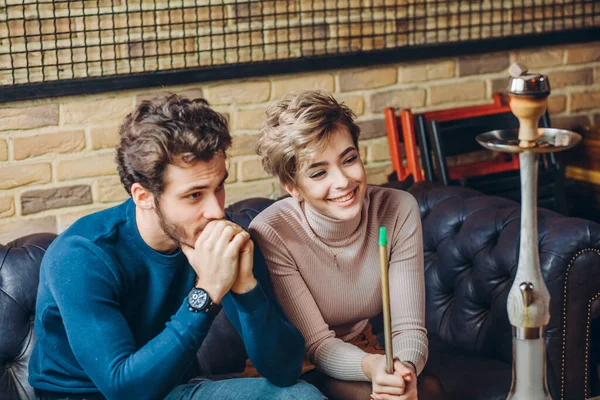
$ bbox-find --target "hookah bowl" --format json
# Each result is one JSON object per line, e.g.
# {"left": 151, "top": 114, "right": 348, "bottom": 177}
{"left": 476, "top": 64, "right": 581, "bottom": 400}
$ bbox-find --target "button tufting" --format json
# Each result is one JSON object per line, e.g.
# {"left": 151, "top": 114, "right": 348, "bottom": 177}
{"left": 5, "top": 362, "right": 11, "bottom": 369}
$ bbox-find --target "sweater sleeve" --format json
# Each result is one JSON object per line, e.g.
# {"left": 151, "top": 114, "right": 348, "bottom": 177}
{"left": 250, "top": 221, "right": 370, "bottom": 382}
{"left": 219, "top": 244, "right": 305, "bottom": 387}
{"left": 44, "top": 236, "right": 214, "bottom": 400}
{"left": 388, "top": 194, "right": 428, "bottom": 375}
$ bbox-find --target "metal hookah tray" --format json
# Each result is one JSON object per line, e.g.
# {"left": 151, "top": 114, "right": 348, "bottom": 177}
{"left": 476, "top": 128, "right": 581, "bottom": 153}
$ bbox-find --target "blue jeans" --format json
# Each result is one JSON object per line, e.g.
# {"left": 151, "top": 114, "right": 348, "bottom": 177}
{"left": 165, "top": 378, "right": 326, "bottom": 400}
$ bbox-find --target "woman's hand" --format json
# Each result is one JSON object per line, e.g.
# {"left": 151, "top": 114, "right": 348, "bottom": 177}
{"left": 362, "top": 354, "right": 418, "bottom": 400}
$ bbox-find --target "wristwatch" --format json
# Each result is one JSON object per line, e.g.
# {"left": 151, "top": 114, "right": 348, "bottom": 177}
{"left": 187, "top": 287, "right": 222, "bottom": 316}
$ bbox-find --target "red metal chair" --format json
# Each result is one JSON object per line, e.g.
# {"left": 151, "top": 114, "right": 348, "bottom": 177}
{"left": 384, "top": 94, "right": 566, "bottom": 214}
{"left": 384, "top": 93, "right": 515, "bottom": 183}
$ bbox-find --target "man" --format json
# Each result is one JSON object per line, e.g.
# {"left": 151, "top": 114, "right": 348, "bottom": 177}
{"left": 29, "top": 95, "right": 325, "bottom": 400}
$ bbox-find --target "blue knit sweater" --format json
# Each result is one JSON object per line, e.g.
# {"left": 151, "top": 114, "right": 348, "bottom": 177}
{"left": 29, "top": 199, "right": 305, "bottom": 400}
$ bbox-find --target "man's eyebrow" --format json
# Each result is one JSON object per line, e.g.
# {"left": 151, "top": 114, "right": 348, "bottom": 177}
{"left": 181, "top": 171, "right": 229, "bottom": 193}
{"left": 306, "top": 146, "right": 357, "bottom": 170}
{"left": 220, "top": 171, "right": 229, "bottom": 185}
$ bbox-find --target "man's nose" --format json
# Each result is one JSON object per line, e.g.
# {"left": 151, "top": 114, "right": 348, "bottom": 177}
{"left": 203, "top": 195, "right": 225, "bottom": 220}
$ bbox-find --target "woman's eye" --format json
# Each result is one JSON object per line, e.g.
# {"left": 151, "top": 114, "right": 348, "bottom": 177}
{"left": 344, "top": 155, "right": 358, "bottom": 164}
{"left": 310, "top": 171, "right": 326, "bottom": 179}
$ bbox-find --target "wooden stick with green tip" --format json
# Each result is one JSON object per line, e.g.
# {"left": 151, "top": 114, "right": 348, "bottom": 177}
{"left": 379, "top": 226, "right": 394, "bottom": 375}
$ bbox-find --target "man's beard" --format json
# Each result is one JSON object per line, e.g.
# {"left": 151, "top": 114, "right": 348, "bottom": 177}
{"left": 154, "top": 199, "right": 195, "bottom": 249}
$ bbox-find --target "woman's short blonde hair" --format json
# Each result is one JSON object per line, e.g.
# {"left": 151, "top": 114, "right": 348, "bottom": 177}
{"left": 256, "top": 90, "right": 361, "bottom": 186}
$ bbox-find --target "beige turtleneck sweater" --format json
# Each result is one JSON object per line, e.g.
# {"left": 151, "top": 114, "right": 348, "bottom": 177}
{"left": 249, "top": 185, "right": 428, "bottom": 381}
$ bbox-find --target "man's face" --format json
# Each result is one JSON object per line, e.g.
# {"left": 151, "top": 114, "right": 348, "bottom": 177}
{"left": 155, "top": 153, "right": 228, "bottom": 249}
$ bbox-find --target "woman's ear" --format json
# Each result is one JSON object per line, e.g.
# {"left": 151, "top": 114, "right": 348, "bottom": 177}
{"left": 282, "top": 182, "right": 302, "bottom": 201}
{"left": 131, "top": 183, "right": 155, "bottom": 210}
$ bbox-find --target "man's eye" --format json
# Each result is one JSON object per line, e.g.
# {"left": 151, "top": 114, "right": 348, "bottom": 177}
{"left": 310, "top": 171, "right": 326, "bottom": 179}
{"left": 217, "top": 182, "right": 225, "bottom": 191}
{"left": 188, "top": 193, "right": 201, "bottom": 200}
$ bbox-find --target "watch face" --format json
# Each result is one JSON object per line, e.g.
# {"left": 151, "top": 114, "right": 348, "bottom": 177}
{"left": 189, "top": 288, "right": 209, "bottom": 310}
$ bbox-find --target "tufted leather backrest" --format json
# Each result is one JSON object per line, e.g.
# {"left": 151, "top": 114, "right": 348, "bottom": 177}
{"left": 225, "top": 197, "right": 275, "bottom": 231}
{"left": 409, "top": 183, "right": 520, "bottom": 362}
{"left": 0, "top": 233, "right": 56, "bottom": 400}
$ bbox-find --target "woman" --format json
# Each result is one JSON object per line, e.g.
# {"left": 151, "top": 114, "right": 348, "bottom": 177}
{"left": 249, "top": 90, "right": 446, "bottom": 400}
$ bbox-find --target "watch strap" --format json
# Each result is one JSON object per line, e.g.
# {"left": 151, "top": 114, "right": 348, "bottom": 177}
{"left": 188, "top": 287, "right": 222, "bottom": 316}
{"left": 203, "top": 301, "right": 222, "bottom": 317}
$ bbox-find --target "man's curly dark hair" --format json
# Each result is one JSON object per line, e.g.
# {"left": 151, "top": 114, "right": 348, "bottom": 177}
{"left": 116, "top": 94, "right": 231, "bottom": 196}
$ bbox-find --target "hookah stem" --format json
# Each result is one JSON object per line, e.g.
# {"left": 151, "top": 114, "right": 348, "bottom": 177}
{"left": 511, "top": 149, "right": 552, "bottom": 399}
{"left": 519, "top": 150, "right": 539, "bottom": 284}
{"left": 379, "top": 226, "right": 394, "bottom": 374}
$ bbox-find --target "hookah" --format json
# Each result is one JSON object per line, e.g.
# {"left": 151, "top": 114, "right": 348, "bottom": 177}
{"left": 476, "top": 63, "right": 581, "bottom": 399}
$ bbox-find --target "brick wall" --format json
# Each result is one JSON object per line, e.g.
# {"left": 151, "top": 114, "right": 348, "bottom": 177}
{"left": 1, "top": 41, "right": 599, "bottom": 242}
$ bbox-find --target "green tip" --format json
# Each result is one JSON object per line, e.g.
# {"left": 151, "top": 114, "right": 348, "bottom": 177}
{"left": 379, "top": 226, "right": 387, "bottom": 246}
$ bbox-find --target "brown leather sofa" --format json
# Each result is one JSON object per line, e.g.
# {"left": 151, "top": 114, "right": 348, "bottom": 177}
{"left": 2, "top": 182, "right": 600, "bottom": 399}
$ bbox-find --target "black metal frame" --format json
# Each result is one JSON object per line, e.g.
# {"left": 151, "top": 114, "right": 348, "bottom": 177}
{"left": 1, "top": 27, "right": 598, "bottom": 104}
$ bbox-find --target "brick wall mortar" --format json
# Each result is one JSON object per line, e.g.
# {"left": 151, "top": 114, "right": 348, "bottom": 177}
{"left": 84, "top": 127, "right": 94, "bottom": 151}
{"left": 58, "top": 103, "right": 65, "bottom": 127}
{"left": 12, "top": 191, "right": 22, "bottom": 217}
{"left": 91, "top": 179, "right": 101, "bottom": 204}
{"left": 1, "top": 42, "right": 599, "bottom": 241}
{"left": 0, "top": 145, "right": 118, "bottom": 166}
{"left": 6, "top": 202, "right": 120, "bottom": 226}
{"left": 6, "top": 137, "right": 13, "bottom": 161}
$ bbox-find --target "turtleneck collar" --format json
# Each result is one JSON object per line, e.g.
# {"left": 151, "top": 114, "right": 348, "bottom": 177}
{"left": 302, "top": 187, "right": 370, "bottom": 244}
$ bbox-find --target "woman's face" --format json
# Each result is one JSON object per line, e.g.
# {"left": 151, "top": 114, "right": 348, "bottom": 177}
{"left": 285, "top": 127, "right": 367, "bottom": 221}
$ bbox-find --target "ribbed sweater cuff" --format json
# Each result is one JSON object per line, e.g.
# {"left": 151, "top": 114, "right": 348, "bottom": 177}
{"left": 393, "top": 338, "right": 428, "bottom": 376}
{"left": 317, "top": 342, "right": 370, "bottom": 382}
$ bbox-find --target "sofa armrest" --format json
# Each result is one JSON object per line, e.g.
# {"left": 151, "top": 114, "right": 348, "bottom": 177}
{"left": 528, "top": 216, "right": 600, "bottom": 399}
{"left": 1, "top": 232, "right": 57, "bottom": 400}
{"left": 551, "top": 245, "right": 600, "bottom": 399}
